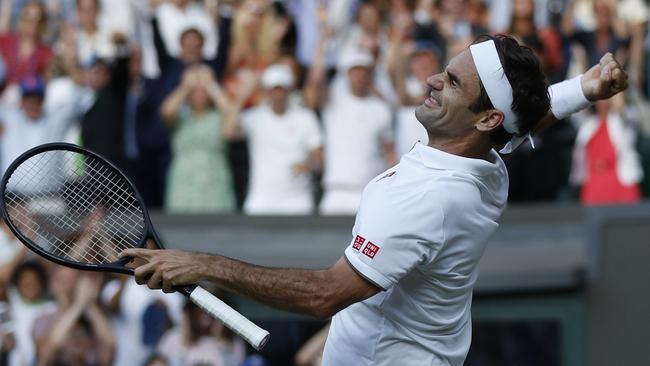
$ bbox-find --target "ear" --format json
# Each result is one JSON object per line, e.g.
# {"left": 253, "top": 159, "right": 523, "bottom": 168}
{"left": 475, "top": 109, "right": 504, "bottom": 132}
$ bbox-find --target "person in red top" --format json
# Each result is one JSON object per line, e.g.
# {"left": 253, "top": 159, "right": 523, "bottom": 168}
{"left": 0, "top": 3, "right": 52, "bottom": 85}
{"left": 579, "top": 100, "right": 642, "bottom": 205}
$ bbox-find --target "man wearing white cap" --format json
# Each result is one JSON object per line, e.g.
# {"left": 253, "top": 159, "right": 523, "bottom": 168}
{"left": 228, "top": 63, "right": 323, "bottom": 215}
{"left": 124, "top": 35, "right": 627, "bottom": 365}
{"left": 319, "top": 49, "right": 395, "bottom": 215}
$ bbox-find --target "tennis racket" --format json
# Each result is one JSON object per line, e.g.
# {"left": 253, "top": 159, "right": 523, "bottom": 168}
{"left": 0, "top": 143, "right": 270, "bottom": 350}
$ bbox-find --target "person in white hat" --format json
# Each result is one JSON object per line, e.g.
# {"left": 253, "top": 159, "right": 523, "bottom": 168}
{"left": 224, "top": 63, "right": 323, "bottom": 215}
{"left": 124, "top": 35, "right": 627, "bottom": 366}
{"left": 317, "top": 49, "right": 396, "bottom": 215}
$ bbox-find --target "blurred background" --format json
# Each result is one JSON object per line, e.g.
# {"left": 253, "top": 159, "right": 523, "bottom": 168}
{"left": 0, "top": 0, "right": 649, "bottom": 365}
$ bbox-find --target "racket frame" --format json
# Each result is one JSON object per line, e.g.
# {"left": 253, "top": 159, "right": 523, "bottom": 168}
{"left": 0, "top": 142, "right": 161, "bottom": 275}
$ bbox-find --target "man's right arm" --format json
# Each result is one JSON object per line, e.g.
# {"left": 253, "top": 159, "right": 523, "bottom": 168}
{"left": 122, "top": 248, "right": 380, "bottom": 319}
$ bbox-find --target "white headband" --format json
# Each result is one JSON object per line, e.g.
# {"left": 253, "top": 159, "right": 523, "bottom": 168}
{"left": 469, "top": 40, "right": 534, "bottom": 154}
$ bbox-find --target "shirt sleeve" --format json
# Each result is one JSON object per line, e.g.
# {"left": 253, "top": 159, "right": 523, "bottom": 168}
{"left": 344, "top": 188, "right": 446, "bottom": 290}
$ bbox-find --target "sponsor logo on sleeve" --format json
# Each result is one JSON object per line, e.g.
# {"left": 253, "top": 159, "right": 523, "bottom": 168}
{"left": 352, "top": 235, "right": 365, "bottom": 251}
{"left": 362, "top": 242, "right": 380, "bottom": 259}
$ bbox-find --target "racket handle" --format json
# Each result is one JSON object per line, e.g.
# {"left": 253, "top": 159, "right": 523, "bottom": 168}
{"left": 188, "top": 286, "right": 270, "bottom": 350}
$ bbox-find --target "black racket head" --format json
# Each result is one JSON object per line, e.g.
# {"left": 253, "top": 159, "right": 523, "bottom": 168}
{"left": 0, "top": 143, "right": 154, "bottom": 274}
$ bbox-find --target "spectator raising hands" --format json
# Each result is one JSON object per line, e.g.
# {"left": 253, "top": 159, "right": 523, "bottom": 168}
{"left": 162, "top": 65, "right": 236, "bottom": 213}
{"left": 38, "top": 273, "right": 114, "bottom": 366}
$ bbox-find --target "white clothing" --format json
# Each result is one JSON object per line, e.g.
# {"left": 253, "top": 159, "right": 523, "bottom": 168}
{"left": 101, "top": 279, "right": 184, "bottom": 366}
{"left": 0, "top": 229, "right": 21, "bottom": 266}
{"left": 156, "top": 2, "right": 217, "bottom": 60}
{"left": 570, "top": 112, "right": 644, "bottom": 186}
{"left": 8, "top": 290, "right": 56, "bottom": 366}
{"left": 75, "top": 29, "right": 116, "bottom": 65}
{"left": 241, "top": 104, "right": 322, "bottom": 215}
{"left": 0, "top": 99, "right": 83, "bottom": 194}
{"left": 323, "top": 142, "right": 508, "bottom": 366}
{"left": 286, "top": 0, "right": 352, "bottom": 67}
{"left": 395, "top": 76, "right": 429, "bottom": 157}
{"left": 98, "top": 0, "right": 136, "bottom": 41}
{"left": 395, "top": 106, "right": 428, "bottom": 157}
{"left": 157, "top": 327, "right": 224, "bottom": 366}
{"left": 319, "top": 188, "right": 363, "bottom": 215}
{"left": 320, "top": 88, "right": 392, "bottom": 214}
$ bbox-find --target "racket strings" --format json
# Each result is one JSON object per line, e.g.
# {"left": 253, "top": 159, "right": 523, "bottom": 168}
{"left": 4, "top": 150, "right": 146, "bottom": 264}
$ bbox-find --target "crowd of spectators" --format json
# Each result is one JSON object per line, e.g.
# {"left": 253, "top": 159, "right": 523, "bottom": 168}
{"left": 0, "top": 0, "right": 648, "bottom": 216}
{"left": 0, "top": 0, "right": 649, "bottom": 365}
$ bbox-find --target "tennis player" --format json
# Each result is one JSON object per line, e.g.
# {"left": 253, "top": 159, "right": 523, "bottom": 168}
{"left": 122, "top": 35, "right": 627, "bottom": 365}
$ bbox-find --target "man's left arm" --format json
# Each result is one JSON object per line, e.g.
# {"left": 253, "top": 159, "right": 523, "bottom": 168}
{"left": 534, "top": 52, "right": 628, "bottom": 134}
{"left": 120, "top": 248, "right": 379, "bottom": 319}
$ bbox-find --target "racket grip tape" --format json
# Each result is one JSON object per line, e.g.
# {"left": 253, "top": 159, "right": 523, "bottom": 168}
{"left": 189, "top": 286, "right": 270, "bottom": 350}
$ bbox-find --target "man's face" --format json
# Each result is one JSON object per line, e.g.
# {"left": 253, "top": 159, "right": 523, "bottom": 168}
{"left": 18, "top": 4, "right": 43, "bottom": 41}
{"left": 268, "top": 87, "right": 290, "bottom": 112}
{"left": 180, "top": 32, "right": 204, "bottom": 65}
{"left": 21, "top": 95, "right": 44, "bottom": 120}
{"left": 348, "top": 66, "right": 372, "bottom": 97}
{"left": 77, "top": 0, "right": 98, "bottom": 30}
{"left": 415, "top": 49, "right": 482, "bottom": 138}
{"left": 410, "top": 52, "right": 440, "bottom": 83}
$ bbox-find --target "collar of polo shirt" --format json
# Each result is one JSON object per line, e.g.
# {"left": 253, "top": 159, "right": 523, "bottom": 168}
{"left": 414, "top": 142, "right": 500, "bottom": 176}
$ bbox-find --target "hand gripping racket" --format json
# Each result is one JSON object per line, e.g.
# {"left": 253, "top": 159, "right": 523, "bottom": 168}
{"left": 0, "top": 143, "right": 270, "bottom": 350}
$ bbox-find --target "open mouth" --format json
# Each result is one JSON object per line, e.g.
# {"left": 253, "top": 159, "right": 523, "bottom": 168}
{"left": 423, "top": 87, "right": 441, "bottom": 108}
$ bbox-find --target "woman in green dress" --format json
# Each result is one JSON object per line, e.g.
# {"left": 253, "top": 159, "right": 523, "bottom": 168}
{"left": 160, "top": 65, "right": 236, "bottom": 213}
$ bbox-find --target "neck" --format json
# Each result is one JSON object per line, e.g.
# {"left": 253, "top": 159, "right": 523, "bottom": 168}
{"left": 193, "top": 106, "right": 207, "bottom": 116}
{"left": 83, "top": 24, "right": 98, "bottom": 34}
{"left": 426, "top": 133, "right": 492, "bottom": 160}
{"left": 271, "top": 103, "right": 287, "bottom": 115}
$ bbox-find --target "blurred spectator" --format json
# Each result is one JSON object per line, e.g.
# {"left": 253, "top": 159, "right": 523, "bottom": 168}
{"left": 227, "top": 0, "right": 288, "bottom": 74}
{"left": 137, "top": 1, "right": 231, "bottom": 208}
{"left": 35, "top": 271, "right": 115, "bottom": 366}
{"left": 305, "top": 24, "right": 394, "bottom": 214}
{"left": 563, "top": 0, "right": 630, "bottom": 69}
{"left": 74, "top": 0, "right": 118, "bottom": 66}
{"left": 7, "top": 261, "right": 56, "bottom": 366}
{"left": 156, "top": 301, "right": 245, "bottom": 366}
{"left": 161, "top": 65, "right": 236, "bottom": 213}
{"left": 227, "top": 63, "right": 323, "bottom": 215}
{"left": 294, "top": 324, "right": 329, "bottom": 366}
{"left": 156, "top": 0, "right": 218, "bottom": 60}
{"left": 0, "top": 281, "right": 14, "bottom": 366}
{"left": 387, "top": 13, "right": 441, "bottom": 156}
{"left": 570, "top": 97, "right": 643, "bottom": 205}
{"left": 101, "top": 275, "right": 184, "bottom": 366}
{"left": 224, "top": 0, "right": 294, "bottom": 108}
{"left": 0, "top": 76, "right": 82, "bottom": 175}
{"left": 125, "top": 45, "right": 170, "bottom": 208}
{"left": 509, "top": 0, "right": 565, "bottom": 82}
{"left": 77, "top": 33, "right": 133, "bottom": 172}
{"left": 0, "top": 2, "right": 52, "bottom": 103}
{"left": 151, "top": 0, "right": 231, "bottom": 95}
{"left": 339, "top": 2, "right": 385, "bottom": 59}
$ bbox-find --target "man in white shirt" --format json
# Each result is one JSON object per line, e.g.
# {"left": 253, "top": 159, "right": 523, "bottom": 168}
{"left": 156, "top": 0, "right": 217, "bottom": 60}
{"left": 0, "top": 77, "right": 82, "bottom": 175}
{"left": 123, "top": 35, "right": 627, "bottom": 365}
{"left": 319, "top": 50, "right": 396, "bottom": 215}
{"left": 234, "top": 64, "right": 323, "bottom": 215}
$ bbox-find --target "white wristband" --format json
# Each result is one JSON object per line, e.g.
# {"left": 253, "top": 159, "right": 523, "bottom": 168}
{"left": 549, "top": 74, "right": 591, "bottom": 120}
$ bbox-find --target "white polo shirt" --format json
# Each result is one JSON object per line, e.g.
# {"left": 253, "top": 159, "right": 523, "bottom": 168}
{"left": 241, "top": 103, "right": 322, "bottom": 214}
{"left": 322, "top": 142, "right": 509, "bottom": 366}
